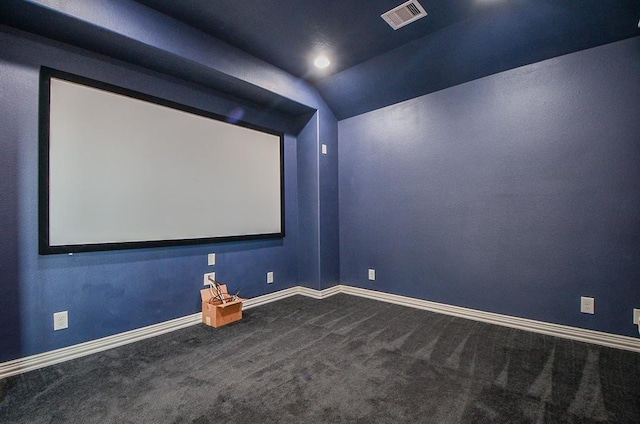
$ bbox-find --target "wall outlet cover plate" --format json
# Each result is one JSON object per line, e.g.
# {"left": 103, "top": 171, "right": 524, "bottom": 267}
{"left": 580, "top": 296, "right": 595, "bottom": 314}
{"left": 53, "top": 311, "right": 69, "bottom": 331}
{"left": 204, "top": 272, "right": 215, "bottom": 285}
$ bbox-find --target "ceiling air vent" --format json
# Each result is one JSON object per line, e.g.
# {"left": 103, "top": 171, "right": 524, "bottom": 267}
{"left": 381, "top": 0, "right": 427, "bottom": 30}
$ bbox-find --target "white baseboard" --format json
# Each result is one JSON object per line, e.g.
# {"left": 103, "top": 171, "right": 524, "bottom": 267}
{"left": 2, "top": 284, "right": 637, "bottom": 379}
{"left": 242, "top": 286, "right": 300, "bottom": 309}
{"left": 337, "top": 285, "right": 640, "bottom": 353}
{"left": 0, "top": 285, "right": 340, "bottom": 379}
{"left": 0, "top": 313, "right": 201, "bottom": 379}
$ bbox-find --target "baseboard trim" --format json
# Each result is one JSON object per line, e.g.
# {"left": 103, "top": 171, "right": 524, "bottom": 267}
{"left": 243, "top": 285, "right": 340, "bottom": 309}
{"left": 0, "top": 313, "right": 201, "bottom": 379}
{"left": 338, "top": 285, "right": 640, "bottom": 353}
{"left": 2, "top": 284, "right": 638, "bottom": 379}
{"left": 0, "top": 285, "right": 341, "bottom": 379}
{"left": 242, "top": 287, "right": 301, "bottom": 309}
{"left": 296, "top": 284, "right": 342, "bottom": 299}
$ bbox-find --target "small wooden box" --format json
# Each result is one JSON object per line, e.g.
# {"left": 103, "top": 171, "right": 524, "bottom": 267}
{"left": 200, "top": 285, "right": 243, "bottom": 328}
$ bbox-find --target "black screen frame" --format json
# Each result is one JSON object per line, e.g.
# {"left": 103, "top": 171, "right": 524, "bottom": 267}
{"left": 39, "top": 67, "right": 285, "bottom": 255}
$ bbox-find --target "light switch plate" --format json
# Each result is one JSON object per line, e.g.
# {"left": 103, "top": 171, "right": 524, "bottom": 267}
{"left": 368, "top": 269, "right": 376, "bottom": 281}
{"left": 267, "top": 271, "right": 274, "bottom": 284}
{"left": 207, "top": 253, "right": 216, "bottom": 266}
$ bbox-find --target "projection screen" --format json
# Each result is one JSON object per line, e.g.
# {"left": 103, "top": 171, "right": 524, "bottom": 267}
{"left": 39, "top": 68, "right": 284, "bottom": 254}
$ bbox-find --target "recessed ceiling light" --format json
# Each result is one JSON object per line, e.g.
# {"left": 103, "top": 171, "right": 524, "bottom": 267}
{"left": 314, "top": 55, "right": 330, "bottom": 69}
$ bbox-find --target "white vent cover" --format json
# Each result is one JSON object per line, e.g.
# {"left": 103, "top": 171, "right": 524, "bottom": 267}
{"left": 381, "top": 0, "right": 427, "bottom": 30}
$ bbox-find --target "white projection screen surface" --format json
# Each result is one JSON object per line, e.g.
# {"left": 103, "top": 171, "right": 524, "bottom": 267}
{"left": 40, "top": 68, "right": 284, "bottom": 254}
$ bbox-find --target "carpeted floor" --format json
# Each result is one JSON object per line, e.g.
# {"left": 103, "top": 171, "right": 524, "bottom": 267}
{"left": 1, "top": 294, "right": 639, "bottom": 423}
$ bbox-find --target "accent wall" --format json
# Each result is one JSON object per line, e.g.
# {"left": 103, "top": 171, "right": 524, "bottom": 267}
{"left": 0, "top": 23, "right": 339, "bottom": 362}
{"left": 339, "top": 37, "right": 640, "bottom": 337}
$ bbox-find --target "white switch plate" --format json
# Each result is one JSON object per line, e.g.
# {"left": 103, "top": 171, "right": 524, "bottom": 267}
{"left": 321, "top": 144, "right": 327, "bottom": 155}
{"left": 267, "top": 271, "right": 274, "bottom": 284}
{"left": 53, "top": 311, "right": 68, "bottom": 331}
{"left": 368, "top": 269, "right": 376, "bottom": 281}
{"left": 207, "top": 253, "right": 216, "bottom": 266}
{"left": 580, "top": 296, "right": 595, "bottom": 314}
{"left": 204, "top": 272, "right": 215, "bottom": 285}
{"left": 633, "top": 308, "right": 640, "bottom": 325}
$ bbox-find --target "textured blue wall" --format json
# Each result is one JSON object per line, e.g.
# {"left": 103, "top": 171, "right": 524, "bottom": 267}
{"left": 295, "top": 109, "right": 341, "bottom": 291}
{"left": 0, "top": 0, "right": 343, "bottom": 363}
{"left": 0, "top": 29, "right": 306, "bottom": 362}
{"left": 319, "top": 110, "right": 340, "bottom": 289}
{"left": 296, "top": 113, "right": 320, "bottom": 289}
{"left": 339, "top": 38, "right": 640, "bottom": 337}
{"left": 0, "top": 50, "right": 23, "bottom": 361}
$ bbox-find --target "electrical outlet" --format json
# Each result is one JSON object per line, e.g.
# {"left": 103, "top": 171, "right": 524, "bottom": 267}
{"left": 203, "top": 272, "right": 215, "bottom": 285}
{"left": 267, "top": 271, "right": 274, "bottom": 284}
{"left": 368, "top": 268, "right": 376, "bottom": 281}
{"left": 580, "top": 296, "right": 595, "bottom": 314}
{"left": 207, "top": 253, "right": 216, "bottom": 266}
{"left": 321, "top": 144, "right": 327, "bottom": 155}
{"left": 53, "top": 311, "right": 68, "bottom": 331}
{"left": 633, "top": 308, "right": 640, "bottom": 325}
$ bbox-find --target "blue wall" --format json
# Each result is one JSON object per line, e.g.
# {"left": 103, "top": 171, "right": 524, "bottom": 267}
{"left": 296, "top": 113, "right": 320, "bottom": 289}
{"left": 319, "top": 110, "right": 340, "bottom": 289}
{"left": 0, "top": 25, "right": 338, "bottom": 362}
{"left": 295, "top": 109, "right": 340, "bottom": 291}
{"left": 1, "top": 0, "right": 637, "bottom": 364}
{"left": 339, "top": 38, "right": 640, "bottom": 336}
{"left": 0, "top": 45, "right": 22, "bottom": 361}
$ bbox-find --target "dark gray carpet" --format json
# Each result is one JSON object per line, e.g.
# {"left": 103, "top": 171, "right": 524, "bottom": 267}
{"left": 1, "top": 294, "right": 639, "bottom": 423}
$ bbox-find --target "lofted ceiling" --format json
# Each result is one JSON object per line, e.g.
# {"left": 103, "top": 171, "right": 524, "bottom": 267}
{"left": 134, "top": 0, "right": 484, "bottom": 81}
{"left": 135, "top": 0, "right": 640, "bottom": 118}
{"left": 1, "top": 0, "right": 639, "bottom": 119}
